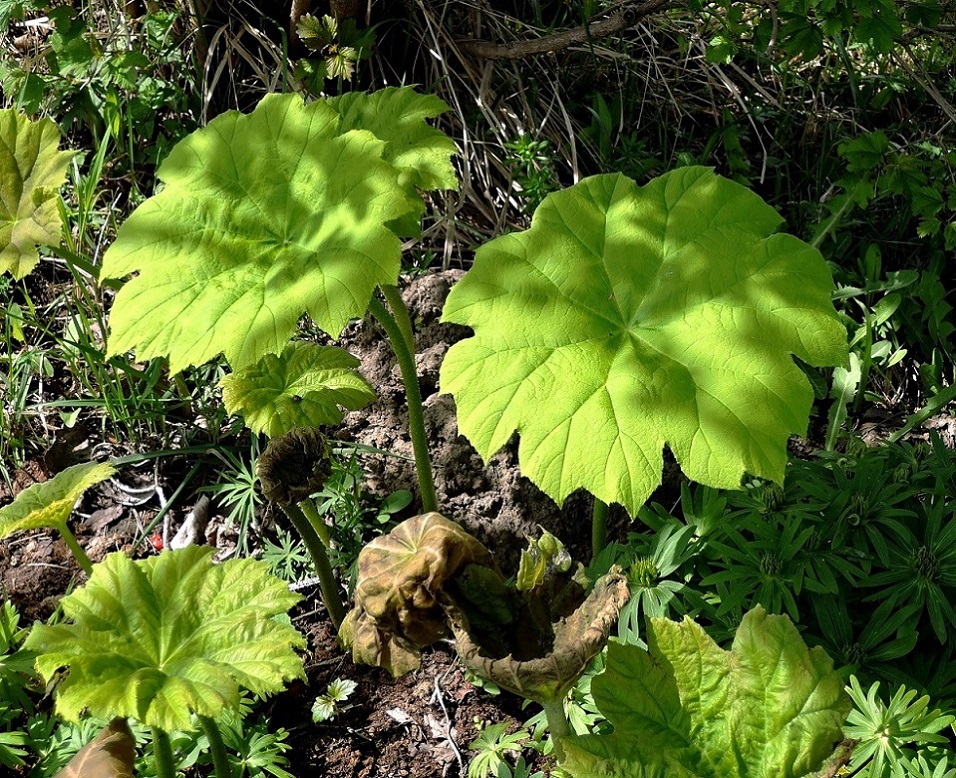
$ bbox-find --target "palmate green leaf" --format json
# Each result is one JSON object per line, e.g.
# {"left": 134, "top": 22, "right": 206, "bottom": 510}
{"left": 24, "top": 546, "right": 305, "bottom": 733}
{"left": 328, "top": 87, "right": 458, "bottom": 193}
{"left": 0, "top": 461, "right": 115, "bottom": 538}
{"left": 441, "top": 167, "right": 848, "bottom": 517}
{"left": 561, "top": 607, "right": 851, "bottom": 778}
{"left": 329, "top": 87, "right": 458, "bottom": 237}
{"left": 101, "top": 91, "right": 419, "bottom": 373}
{"left": 220, "top": 342, "right": 376, "bottom": 437}
{"left": 0, "top": 108, "right": 73, "bottom": 278}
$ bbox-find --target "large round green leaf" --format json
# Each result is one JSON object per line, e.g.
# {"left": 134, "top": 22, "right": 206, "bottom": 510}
{"left": 441, "top": 167, "right": 849, "bottom": 516}
{"left": 101, "top": 92, "right": 418, "bottom": 372}
{"left": 25, "top": 547, "right": 305, "bottom": 733}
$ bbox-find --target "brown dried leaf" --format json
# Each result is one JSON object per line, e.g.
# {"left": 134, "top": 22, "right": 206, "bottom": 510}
{"left": 340, "top": 513, "right": 493, "bottom": 676}
{"left": 54, "top": 717, "right": 135, "bottom": 778}
{"left": 452, "top": 569, "right": 629, "bottom": 704}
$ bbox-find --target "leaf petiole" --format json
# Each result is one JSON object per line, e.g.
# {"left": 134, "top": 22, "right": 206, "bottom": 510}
{"left": 368, "top": 295, "right": 438, "bottom": 512}
{"left": 199, "top": 714, "right": 233, "bottom": 778}
{"left": 151, "top": 728, "right": 176, "bottom": 778}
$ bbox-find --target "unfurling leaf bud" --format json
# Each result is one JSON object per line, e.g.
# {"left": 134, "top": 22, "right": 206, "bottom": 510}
{"left": 257, "top": 427, "right": 331, "bottom": 505}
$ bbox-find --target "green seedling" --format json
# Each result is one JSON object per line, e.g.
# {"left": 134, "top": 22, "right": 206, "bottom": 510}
{"left": 0, "top": 108, "right": 73, "bottom": 278}
{"left": 0, "top": 460, "right": 115, "bottom": 575}
{"left": 560, "top": 607, "right": 851, "bottom": 778}
{"left": 24, "top": 546, "right": 306, "bottom": 778}
{"left": 441, "top": 167, "right": 849, "bottom": 552}
{"left": 311, "top": 678, "right": 357, "bottom": 723}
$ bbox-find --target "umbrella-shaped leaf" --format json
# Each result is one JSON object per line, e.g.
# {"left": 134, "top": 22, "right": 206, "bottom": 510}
{"left": 24, "top": 546, "right": 306, "bottom": 733}
{"left": 441, "top": 167, "right": 849, "bottom": 516}
{"left": 101, "top": 91, "right": 420, "bottom": 373}
{"left": 0, "top": 109, "right": 73, "bottom": 278}
{"left": 54, "top": 718, "right": 135, "bottom": 778}
{"left": 561, "top": 607, "right": 851, "bottom": 778}
{"left": 220, "top": 342, "right": 376, "bottom": 437}
{"left": 0, "top": 461, "right": 115, "bottom": 538}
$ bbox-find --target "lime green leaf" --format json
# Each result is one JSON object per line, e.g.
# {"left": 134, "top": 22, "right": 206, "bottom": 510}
{"left": 561, "top": 607, "right": 851, "bottom": 778}
{"left": 328, "top": 86, "right": 458, "bottom": 193}
{"left": 25, "top": 547, "right": 305, "bottom": 733}
{"left": 0, "top": 461, "right": 115, "bottom": 538}
{"left": 220, "top": 342, "right": 376, "bottom": 437}
{"left": 101, "top": 92, "right": 418, "bottom": 373}
{"left": 441, "top": 168, "right": 848, "bottom": 516}
{"left": 0, "top": 109, "right": 73, "bottom": 278}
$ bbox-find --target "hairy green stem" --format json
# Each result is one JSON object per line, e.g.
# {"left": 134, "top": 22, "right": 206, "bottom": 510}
{"left": 299, "top": 498, "right": 332, "bottom": 547}
{"left": 592, "top": 498, "right": 609, "bottom": 562}
{"left": 368, "top": 295, "right": 438, "bottom": 513}
{"left": 281, "top": 501, "right": 345, "bottom": 629}
{"left": 381, "top": 284, "right": 416, "bottom": 356}
{"left": 151, "top": 728, "right": 176, "bottom": 778}
{"left": 541, "top": 696, "right": 570, "bottom": 763}
{"left": 199, "top": 715, "right": 233, "bottom": 778}
{"left": 60, "top": 525, "right": 93, "bottom": 576}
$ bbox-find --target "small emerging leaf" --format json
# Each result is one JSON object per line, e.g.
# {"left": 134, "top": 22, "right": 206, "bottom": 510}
{"left": 257, "top": 427, "right": 332, "bottom": 505}
{"left": 561, "top": 606, "right": 851, "bottom": 778}
{"left": 25, "top": 546, "right": 306, "bottom": 733}
{"left": 327, "top": 677, "right": 357, "bottom": 702}
{"left": 0, "top": 109, "right": 73, "bottom": 278}
{"left": 312, "top": 677, "right": 357, "bottom": 723}
{"left": 220, "top": 342, "right": 375, "bottom": 438}
{"left": 54, "top": 718, "right": 135, "bottom": 778}
{"left": 0, "top": 461, "right": 115, "bottom": 539}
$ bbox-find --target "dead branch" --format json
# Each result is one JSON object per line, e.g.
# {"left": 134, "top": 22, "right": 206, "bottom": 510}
{"left": 455, "top": 0, "right": 682, "bottom": 60}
